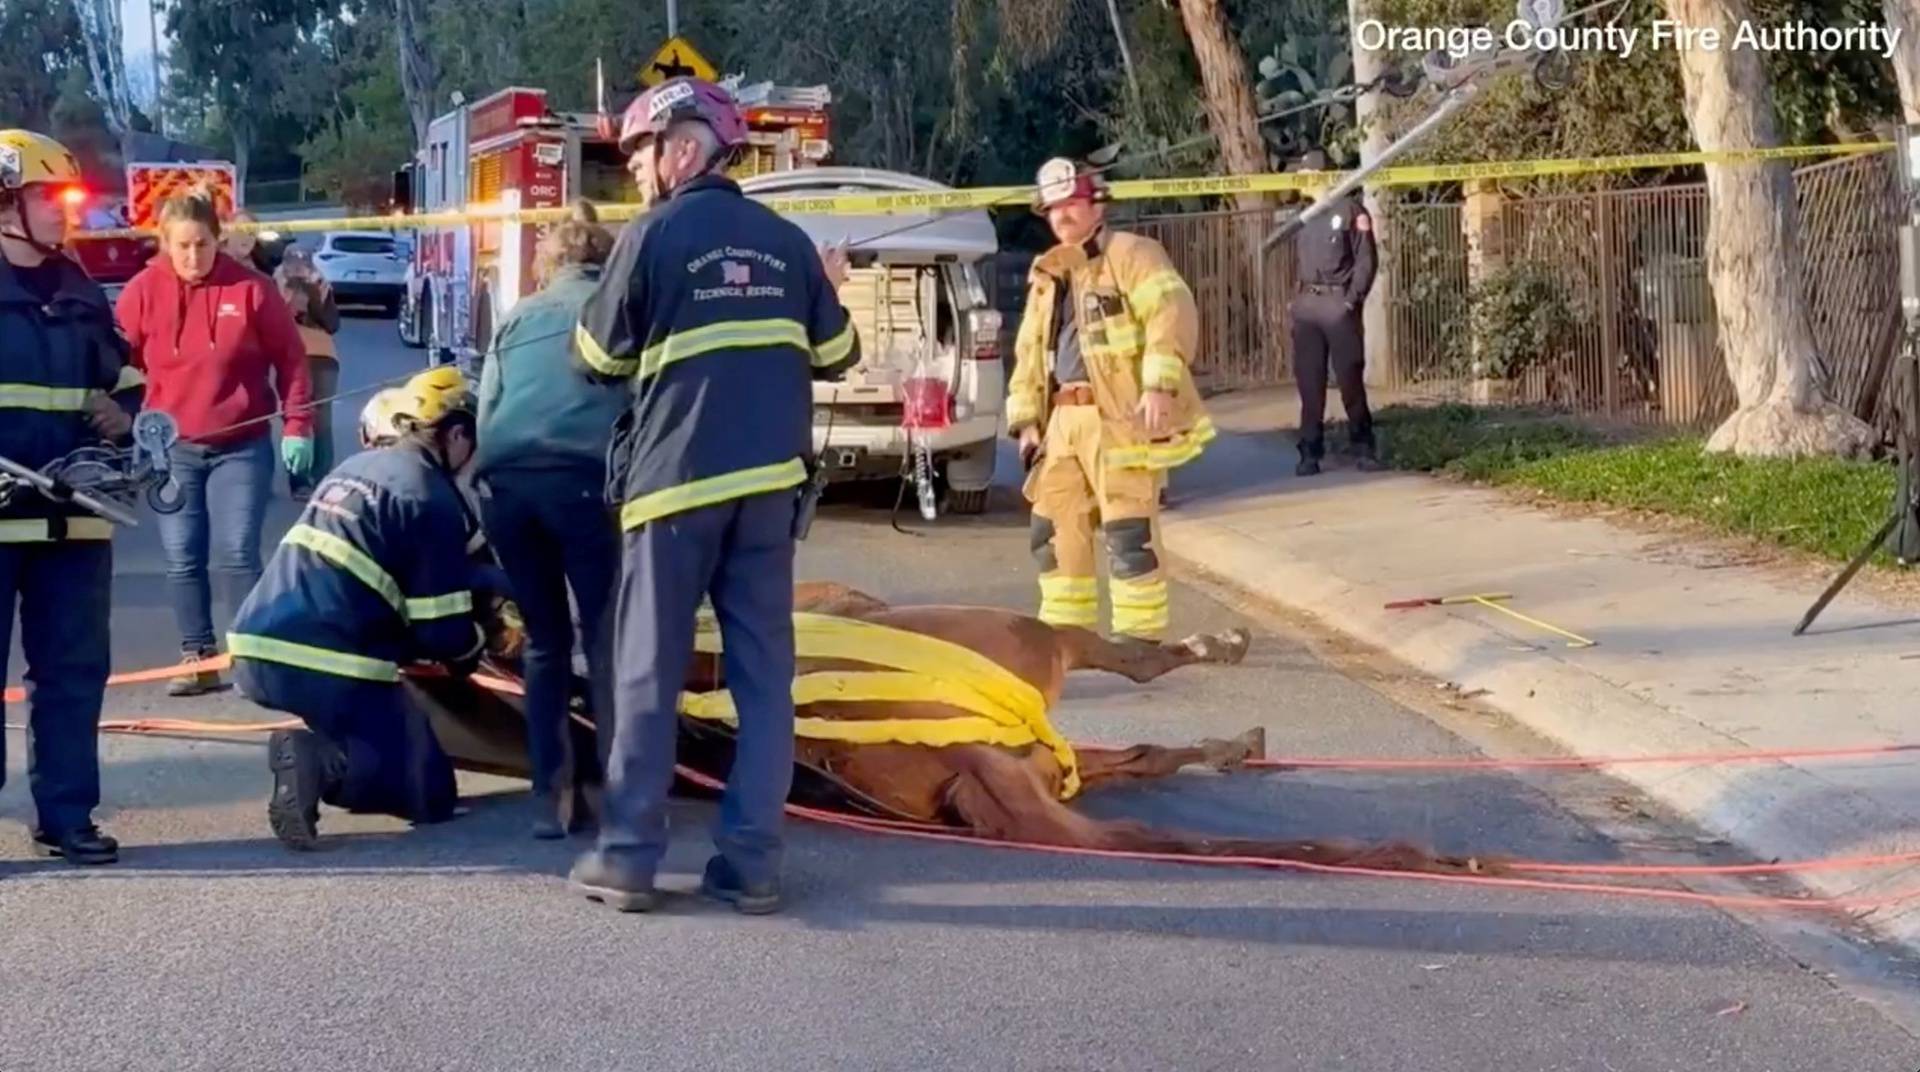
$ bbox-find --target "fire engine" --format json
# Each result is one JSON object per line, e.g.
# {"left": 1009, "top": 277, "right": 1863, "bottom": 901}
{"left": 392, "top": 77, "right": 832, "bottom": 366}
{"left": 69, "top": 160, "right": 238, "bottom": 295}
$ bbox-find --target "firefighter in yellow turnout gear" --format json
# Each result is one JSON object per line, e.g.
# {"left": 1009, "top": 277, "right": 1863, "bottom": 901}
{"left": 1008, "top": 158, "right": 1213, "bottom": 643}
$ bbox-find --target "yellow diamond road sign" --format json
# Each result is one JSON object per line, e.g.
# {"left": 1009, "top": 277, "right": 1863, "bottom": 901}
{"left": 641, "top": 36, "right": 718, "bottom": 87}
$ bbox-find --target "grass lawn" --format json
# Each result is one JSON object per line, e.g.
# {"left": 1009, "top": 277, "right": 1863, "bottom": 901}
{"left": 1374, "top": 403, "right": 1900, "bottom": 564}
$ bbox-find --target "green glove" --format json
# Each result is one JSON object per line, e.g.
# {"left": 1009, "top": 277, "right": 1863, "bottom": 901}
{"left": 282, "top": 435, "right": 314, "bottom": 478}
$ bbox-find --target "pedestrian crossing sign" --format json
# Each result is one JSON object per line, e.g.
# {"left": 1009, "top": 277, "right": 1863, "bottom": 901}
{"left": 640, "top": 36, "right": 718, "bottom": 87}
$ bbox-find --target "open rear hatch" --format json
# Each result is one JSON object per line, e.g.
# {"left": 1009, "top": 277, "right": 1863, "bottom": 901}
{"left": 822, "top": 264, "right": 957, "bottom": 427}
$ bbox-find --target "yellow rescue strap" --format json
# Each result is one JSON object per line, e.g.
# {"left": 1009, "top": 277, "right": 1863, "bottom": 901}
{"left": 680, "top": 611, "right": 1082, "bottom": 799}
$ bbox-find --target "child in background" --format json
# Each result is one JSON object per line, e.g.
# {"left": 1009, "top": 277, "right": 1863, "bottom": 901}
{"left": 275, "top": 248, "right": 341, "bottom": 500}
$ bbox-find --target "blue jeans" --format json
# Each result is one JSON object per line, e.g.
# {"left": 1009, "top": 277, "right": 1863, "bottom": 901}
{"left": 157, "top": 434, "right": 275, "bottom": 654}
{"left": 475, "top": 469, "right": 620, "bottom": 800}
{"left": 597, "top": 491, "right": 798, "bottom": 887}
{"left": 0, "top": 539, "right": 111, "bottom": 836}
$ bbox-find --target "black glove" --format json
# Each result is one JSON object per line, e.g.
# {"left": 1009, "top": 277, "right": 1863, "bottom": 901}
{"left": 444, "top": 624, "right": 487, "bottom": 679}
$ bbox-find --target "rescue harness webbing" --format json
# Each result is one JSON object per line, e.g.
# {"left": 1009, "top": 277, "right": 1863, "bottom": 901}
{"left": 680, "top": 611, "right": 1082, "bottom": 798}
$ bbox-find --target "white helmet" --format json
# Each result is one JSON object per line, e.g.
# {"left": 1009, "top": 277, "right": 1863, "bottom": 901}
{"left": 359, "top": 387, "right": 410, "bottom": 448}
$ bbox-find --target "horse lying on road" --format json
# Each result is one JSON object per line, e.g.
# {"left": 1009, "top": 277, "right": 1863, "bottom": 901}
{"left": 405, "top": 582, "right": 1494, "bottom": 877}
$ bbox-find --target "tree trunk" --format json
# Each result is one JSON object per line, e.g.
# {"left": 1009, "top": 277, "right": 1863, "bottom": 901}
{"left": 71, "top": 0, "right": 131, "bottom": 134}
{"left": 1103, "top": 0, "right": 1141, "bottom": 110}
{"left": 1350, "top": 0, "right": 1396, "bottom": 386}
{"left": 1174, "top": 0, "right": 1269, "bottom": 212}
{"left": 395, "top": 0, "right": 439, "bottom": 148}
{"left": 1884, "top": 0, "right": 1920, "bottom": 123}
{"left": 1665, "top": 0, "right": 1874, "bottom": 457}
{"left": 231, "top": 122, "right": 252, "bottom": 192}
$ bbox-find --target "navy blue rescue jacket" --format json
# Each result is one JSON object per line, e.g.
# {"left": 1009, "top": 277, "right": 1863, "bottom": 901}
{"left": 574, "top": 174, "right": 859, "bottom": 532}
{"left": 0, "top": 253, "right": 145, "bottom": 543}
{"left": 228, "top": 441, "right": 486, "bottom": 684}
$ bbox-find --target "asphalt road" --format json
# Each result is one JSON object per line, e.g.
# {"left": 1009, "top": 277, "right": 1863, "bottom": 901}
{"left": 6, "top": 315, "right": 1920, "bottom": 1071}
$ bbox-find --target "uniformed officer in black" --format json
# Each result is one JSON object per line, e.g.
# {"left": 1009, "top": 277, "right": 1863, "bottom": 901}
{"left": 1289, "top": 150, "right": 1380, "bottom": 476}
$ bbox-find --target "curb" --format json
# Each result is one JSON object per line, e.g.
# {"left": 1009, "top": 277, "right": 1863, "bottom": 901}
{"left": 1158, "top": 505, "right": 1920, "bottom": 951}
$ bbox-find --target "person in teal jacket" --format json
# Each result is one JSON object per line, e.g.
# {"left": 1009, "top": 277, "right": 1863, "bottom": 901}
{"left": 473, "top": 202, "right": 628, "bottom": 839}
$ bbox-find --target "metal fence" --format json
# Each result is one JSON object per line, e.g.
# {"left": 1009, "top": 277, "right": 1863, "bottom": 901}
{"left": 1114, "top": 150, "right": 1904, "bottom": 433}
{"left": 1130, "top": 207, "right": 1294, "bottom": 391}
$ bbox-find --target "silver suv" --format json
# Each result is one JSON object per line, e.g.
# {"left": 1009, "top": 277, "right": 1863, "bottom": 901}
{"left": 313, "top": 230, "right": 407, "bottom": 316}
{"left": 739, "top": 167, "right": 1004, "bottom": 515}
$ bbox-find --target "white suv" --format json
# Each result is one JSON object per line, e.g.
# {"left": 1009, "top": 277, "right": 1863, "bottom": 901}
{"left": 739, "top": 168, "right": 1004, "bottom": 514}
{"left": 313, "top": 230, "right": 407, "bottom": 316}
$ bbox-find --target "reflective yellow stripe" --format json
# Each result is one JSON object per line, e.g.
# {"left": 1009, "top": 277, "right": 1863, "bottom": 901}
{"left": 112, "top": 366, "right": 147, "bottom": 393}
{"left": 1038, "top": 574, "right": 1099, "bottom": 629}
{"left": 283, "top": 524, "right": 405, "bottom": 614}
{"left": 0, "top": 384, "right": 91, "bottom": 412}
{"left": 1140, "top": 352, "right": 1185, "bottom": 392}
{"left": 284, "top": 523, "right": 469, "bottom": 624}
{"left": 1105, "top": 416, "right": 1218, "bottom": 471}
{"left": 1097, "top": 322, "right": 1144, "bottom": 353}
{"left": 688, "top": 612, "right": 1082, "bottom": 798}
{"left": 227, "top": 632, "right": 400, "bottom": 683}
{"left": 1128, "top": 270, "right": 1190, "bottom": 320}
{"left": 575, "top": 324, "right": 640, "bottom": 378}
{"left": 813, "top": 322, "right": 856, "bottom": 367}
{"left": 636, "top": 318, "right": 809, "bottom": 381}
{"left": 1110, "top": 575, "right": 1170, "bottom": 639}
{"left": 620, "top": 458, "right": 808, "bottom": 531}
{"left": 0, "top": 517, "right": 114, "bottom": 542}
{"left": 405, "top": 591, "right": 474, "bottom": 620}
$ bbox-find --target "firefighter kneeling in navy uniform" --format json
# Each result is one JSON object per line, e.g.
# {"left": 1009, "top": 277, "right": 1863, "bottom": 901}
{"left": 228, "top": 367, "right": 496, "bottom": 850}
{"left": 567, "top": 77, "right": 858, "bottom": 914}
{"left": 0, "top": 129, "right": 144, "bottom": 865}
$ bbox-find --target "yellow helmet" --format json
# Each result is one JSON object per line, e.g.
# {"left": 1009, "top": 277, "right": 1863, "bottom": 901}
{"left": 397, "top": 366, "right": 475, "bottom": 428}
{"left": 0, "top": 130, "right": 83, "bottom": 192}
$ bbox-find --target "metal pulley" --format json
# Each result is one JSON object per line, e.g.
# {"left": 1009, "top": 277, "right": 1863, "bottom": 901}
{"left": 1517, "top": 0, "right": 1565, "bottom": 29}
{"left": 0, "top": 408, "right": 186, "bottom": 527}
{"left": 1531, "top": 49, "right": 1578, "bottom": 93}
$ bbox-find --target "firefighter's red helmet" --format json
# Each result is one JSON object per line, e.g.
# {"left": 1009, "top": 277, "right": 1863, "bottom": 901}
{"left": 618, "top": 77, "right": 748, "bottom": 156}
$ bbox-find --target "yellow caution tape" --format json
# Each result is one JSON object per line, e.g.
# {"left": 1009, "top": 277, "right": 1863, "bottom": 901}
{"left": 72, "top": 141, "right": 1891, "bottom": 240}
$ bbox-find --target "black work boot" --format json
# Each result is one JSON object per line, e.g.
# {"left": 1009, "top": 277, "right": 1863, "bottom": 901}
{"left": 267, "top": 728, "right": 342, "bottom": 851}
{"left": 1295, "top": 441, "right": 1323, "bottom": 477}
{"left": 1352, "top": 439, "right": 1384, "bottom": 472}
{"left": 33, "top": 825, "right": 119, "bottom": 865}
{"left": 699, "top": 854, "right": 782, "bottom": 915}
{"left": 570, "top": 849, "right": 659, "bottom": 912}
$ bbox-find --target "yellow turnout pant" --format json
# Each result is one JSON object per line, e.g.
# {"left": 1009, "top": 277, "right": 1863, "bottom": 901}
{"left": 1023, "top": 403, "right": 1168, "bottom": 641}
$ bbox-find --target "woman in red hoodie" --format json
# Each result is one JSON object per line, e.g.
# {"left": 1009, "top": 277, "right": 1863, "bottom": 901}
{"left": 115, "top": 194, "right": 315, "bottom": 696}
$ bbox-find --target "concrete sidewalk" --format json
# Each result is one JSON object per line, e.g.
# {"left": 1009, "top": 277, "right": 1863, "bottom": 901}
{"left": 1160, "top": 388, "right": 1920, "bottom": 949}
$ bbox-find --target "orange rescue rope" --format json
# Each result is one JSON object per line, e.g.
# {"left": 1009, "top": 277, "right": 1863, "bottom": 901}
{"left": 12, "top": 656, "right": 1920, "bottom": 910}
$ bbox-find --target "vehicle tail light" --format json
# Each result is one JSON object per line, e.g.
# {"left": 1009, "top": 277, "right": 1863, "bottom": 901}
{"left": 966, "top": 308, "right": 1002, "bottom": 361}
{"left": 901, "top": 376, "right": 951, "bottom": 431}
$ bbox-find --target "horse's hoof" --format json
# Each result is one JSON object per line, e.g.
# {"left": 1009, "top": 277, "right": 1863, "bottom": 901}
{"left": 1238, "top": 726, "right": 1267, "bottom": 762}
{"left": 1192, "top": 627, "right": 1251, "bottom": 664}
{"left": 1180, "top": 628, "right": 1251, "bottom": 664}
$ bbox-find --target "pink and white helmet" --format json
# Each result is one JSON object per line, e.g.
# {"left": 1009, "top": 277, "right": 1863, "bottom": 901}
{"left": 618, "top": 77, "right": 749, "bottom": 156}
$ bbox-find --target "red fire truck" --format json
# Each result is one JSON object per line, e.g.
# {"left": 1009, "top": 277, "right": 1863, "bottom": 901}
{"left": 392, "top": 78, "right": 832, "bottom": 366}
